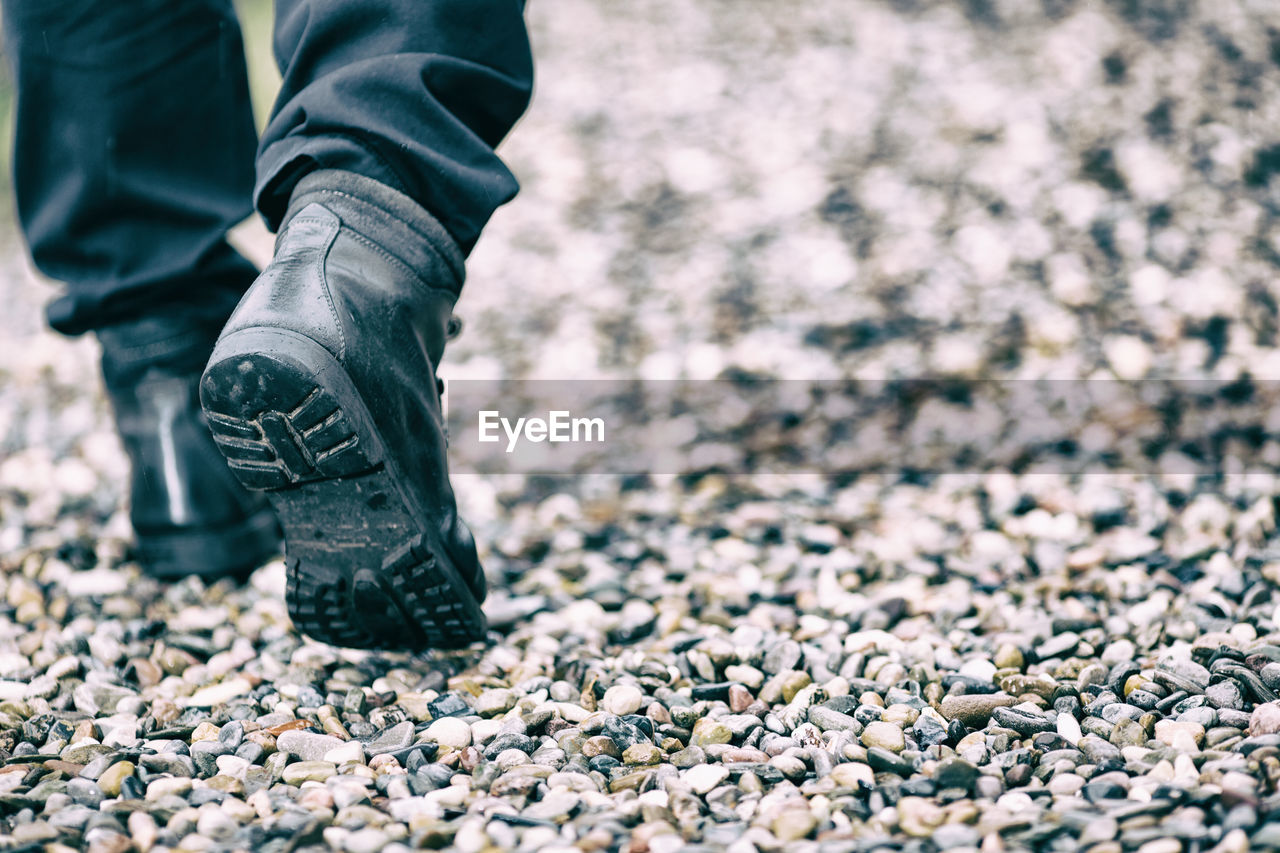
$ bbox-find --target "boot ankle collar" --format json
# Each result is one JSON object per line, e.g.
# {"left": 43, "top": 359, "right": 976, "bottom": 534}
{"left": 283, "top": 170, "right": 466, "bottom": 295}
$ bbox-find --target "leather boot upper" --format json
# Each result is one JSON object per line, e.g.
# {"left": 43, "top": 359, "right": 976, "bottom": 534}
{"left": 217, "top": 169, "right": 483, "bottom": 596}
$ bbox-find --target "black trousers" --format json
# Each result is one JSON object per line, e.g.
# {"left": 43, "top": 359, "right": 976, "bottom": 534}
{"left": 2, "top": 0, "right": 533, "bottom": 337}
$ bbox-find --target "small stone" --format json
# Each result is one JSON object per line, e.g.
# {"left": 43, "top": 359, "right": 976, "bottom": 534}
{"left": 722, "top": 747, "right": 769, "bottom": 763}
{"left": 861, "top": 721, "right": 905, "bottom": 752}
{"left": 763, "top": 641, "right": 802, "bottom": 675}
{"left": 685, "top": 764, "right": 729, "bottom": 794}
{"left": 282, "top": 761, "right": 337, "bottom": 784}
{"left": 809, "top": 706, "right": 860, "bottom": 732}
{"left": 669, "top": 746, "right": 706, "bottom": 768}
{"left": 582, "top": 736, "right": 621, "bottom": 759}
{"left": 1036, "top": 633, "right": 1080, "bottom": 660}
{"left": 475, "top": 689, "right": 517, "bottom": 717}
{"left": 994, "top": 645, "right": 1024, "bottom": 670}
{"left": 425, "top": 717, "right": 471, "bottom": 749}
{"left": 991, "top": 707, "right": 1054, "bottom": 737}
{"left": 1155, "top": 720, "right": 1204, "bottom": 750}
{"left": 324, "top": 741, "right": 366, "bottom": 765}
{"left": 940, "top": 694, "right": 1015, "bottom": 727}
{"left": 933, "top": 758, "right": 979, "bottom": 790}
{"left": 622, "top": 743, "right": 662, "bottom": 765}
{"left": 1136, "top": 839, "right": 1183, "bottom": 853}
{"left": 781, "top": 671, "right": 812, "bottom": 703}
{"left": 772, "top": 809, "right": 817, "bottom": 841}
{"left": 690, "top": 719, "right": 732, "bottom": 747}
{"left": 1155, "top": 658, "right": 1211, "bottom": 693}
{"left": 145, "top": 777, "right": 192, "bottom": 801}
{"left": 1057, "top": 714, "right": 1083, "bottom": 745}
{"left": 61, "top": 743, "right": 113, "bottom": 765}
{"left": 830, "top": 762, "right": 874, "bottom": 788}
{"left": 1110, "top": 718, "right": 1147, "bottom": 747}
{"left": 426, "top": 693, "right": 471, "bottom": 718}
{"left": 196, "top": 808, "right": 237, "bottom": 841}
{"left": 898, "top": 797, "right": 944, "bottom": 837}
{"left": 66, "top": 777, "right": 103, "bottom": 808}
{"left": 365, "top": 721, "right": 414, "bottom": 755}
{"left": 601, "top": 685, "right": 643, "bottom": 716}
{"left": 128, "top": 813, "right": 157, "bottom": 852}
{"left": 1249, "top": 702, "right": 1280, "bottom": 736}
{"left": 1206, "top": 681, "right": 1244, "bottom": 711}
{"left": 97, "top": 761, "right": 134, "bottom": 798}
{"left": 185, "top": 677, "right": 252, "bottom": 708}
{"left": 1047, "top": 773, "right": 1085, "bottom": 796}
{"left": 277, "top": 731, "right": 345, "bottom": 761}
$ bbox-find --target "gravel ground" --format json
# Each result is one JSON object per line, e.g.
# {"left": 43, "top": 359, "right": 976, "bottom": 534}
{"left": 3, "top": 1, "right": 1280, "bottom": 851}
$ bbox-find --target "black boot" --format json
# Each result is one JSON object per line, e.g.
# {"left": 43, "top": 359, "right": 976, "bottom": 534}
{"left": 99, "top": 318, "right": 282, "bottom": 579}
{"left": 200, "top": 170, "right": 486, "bottom": 651}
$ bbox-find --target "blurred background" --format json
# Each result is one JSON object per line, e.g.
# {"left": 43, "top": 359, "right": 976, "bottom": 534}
{"left": 2, "top": 0, "right": 1280, "bottom": 542}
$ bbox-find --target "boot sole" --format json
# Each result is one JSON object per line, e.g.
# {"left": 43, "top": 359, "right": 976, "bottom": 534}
{"left": 198, "top": 327, "right": 486, "bottom": 651}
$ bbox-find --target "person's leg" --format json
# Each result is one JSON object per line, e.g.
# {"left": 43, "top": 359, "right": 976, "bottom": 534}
{"left": 2, "top": 0, "right": 262, "bottom": 338}
{"left": 2, "top": 0, "right": 281, "bottom": 577}
{"left": 201, "top": 0, "right": 533, "bottom": 649}
{"left": 256, "top": 0, "right": 534, "bottom": 254}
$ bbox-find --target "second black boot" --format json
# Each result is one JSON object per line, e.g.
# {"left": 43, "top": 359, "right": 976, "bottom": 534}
{"left": 199, "top": 170, "right": 486, "bottom": 651}
{"left": 99, "top": 313, "right": 282, "bottom": 580}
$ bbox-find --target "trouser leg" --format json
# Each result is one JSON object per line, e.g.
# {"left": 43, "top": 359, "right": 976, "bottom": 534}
{"left": 258, "top": 0, "right": 534, "bottom": 255}
{"left": 2, "top": 0, "right": 260, "bottom": 341}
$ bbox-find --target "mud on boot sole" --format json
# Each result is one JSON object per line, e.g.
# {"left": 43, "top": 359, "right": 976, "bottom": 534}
{"left": 199, "top": 327, "right": 486, "bottom": 651}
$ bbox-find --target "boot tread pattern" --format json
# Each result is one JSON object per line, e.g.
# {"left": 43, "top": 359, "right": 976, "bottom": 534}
{"left": 201, "top": 344, "right": 486, "bottom": 651}
{"left": 205, "top": 385, "right": 367, "bottom": 489}
{"left": 285, "top": 533, "right": 480, "bottom": 650}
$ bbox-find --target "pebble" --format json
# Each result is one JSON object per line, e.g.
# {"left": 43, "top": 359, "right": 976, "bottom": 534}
{"left": 933, "top": 758, "right": 979, "bottom": 790}
{"left": 277, "top": 731, "right": 345, "bottom": 761}
{"left": 425, "top": 717, "right": 471, "bottom": 749}
{"left": 364, "top": 721, "right": 414, "bottom": 755}
{"left": 685, "top": 764, "right": 729, "bottom": 794}
{"left": 861, "top": 721, "right": 905, "bottom": 752}
{"left": 475, "top": 689, "right": 517, "bottom": 717}
{"left": 991, "top": 707, "right": 1054, "bottom": 737}
{"left": 1249, "top": 702, "right": 1280, "bottom": 736}
{"left": 830, "top": 762, "right": 874, "bottom": 788}
{"left": 97, "top": 761, "right": 134, "bottom": 798}
{"left": 601, "top": 685, "right": 643, "bottom": 716}
{"left": 940, "top": 694, "right": 1016, "bottom": 727}
{"left": 323, "top": 741, "right": 365, "bottom": 765}
{"left": 1057, "top": 713, "right": 1083, "bottom": 745}
{"left": 282, "top": 761, "right": 337, "bottom": 785}
{"left": 185, "top": 677, "right": 252, "bottom": 708}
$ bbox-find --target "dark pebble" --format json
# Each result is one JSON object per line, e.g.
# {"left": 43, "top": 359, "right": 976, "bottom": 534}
{"left": 822, "top": 696, "right": 860, "bottom": 715}
{"left": 1083, "top": 780, "right": 1127, "bottom": 802}
{"left": 899, "top": 778, "right": 935, "bottom": 797}
{"left": 483, "top": 734, "right": 537, "bottom": 759}
{"left": 940, "top": 675, "right": 999, "bottom": 694}
{"left": 691, "top": 683, "right": 737, "bottom": 702}
{"left": 426, "top": 694, "right": 472, "bottom": 719}
{"left": 913, "top": 716, "right": 948, "bottom": 748}
{"left": 866, "top": 747, "right": 912, "bottom": 776}
{"left": 119, "top": 776, "right": 145, "bottom": 800}
{"left": 991, "top": 707, "right": 1054, "bottom": 736}
{"left": 933, "top": 758, "right": 979, "bottom": 790}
